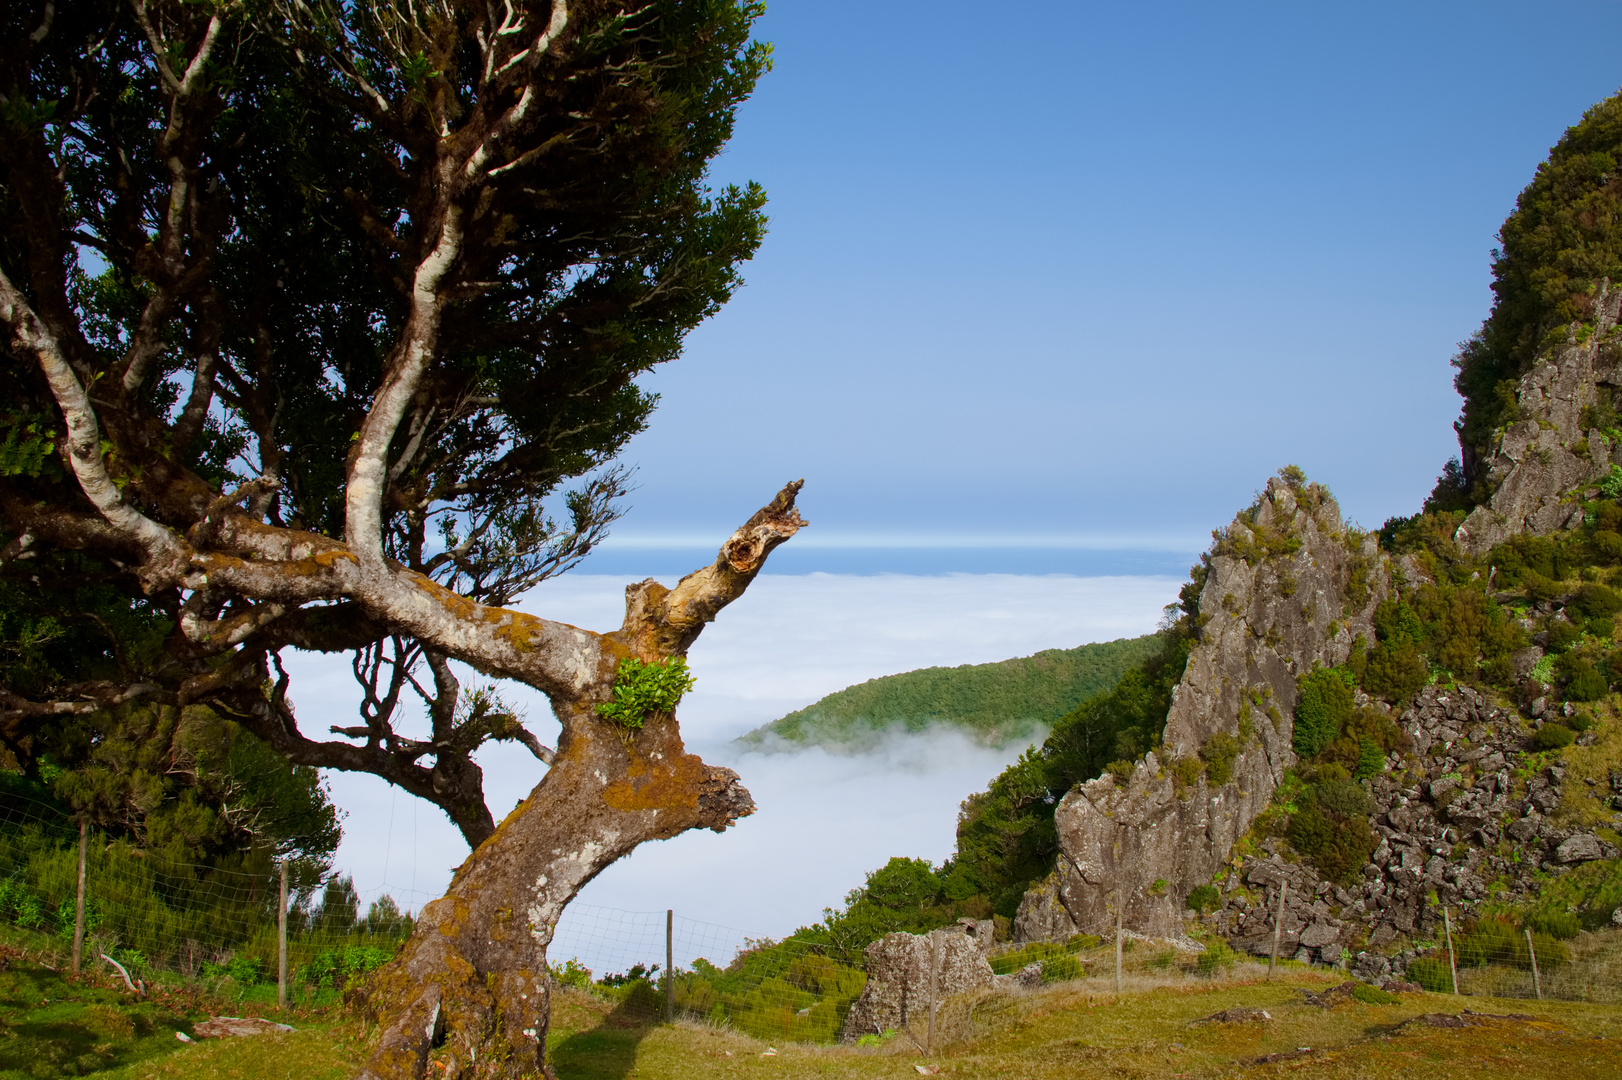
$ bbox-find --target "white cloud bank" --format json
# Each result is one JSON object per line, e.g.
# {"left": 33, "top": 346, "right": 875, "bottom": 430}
{"left": 282, "top": 572, "right": 1180, "bottom": 949}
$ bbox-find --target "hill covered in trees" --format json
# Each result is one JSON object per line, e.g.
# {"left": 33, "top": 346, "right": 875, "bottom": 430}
{"left": 735, "top": 635, "right": 1160, "bottom": 752}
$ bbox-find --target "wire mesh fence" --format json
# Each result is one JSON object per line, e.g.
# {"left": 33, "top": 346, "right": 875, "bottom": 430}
{"left": 1400, "top": 910, "right": 1622, "bottom": 1004}
{"left": 3, "top": 773, "right": 1618, "bottom": 1048}
{"left": 0, "top": 781, "right": 413, "bottom": 1003}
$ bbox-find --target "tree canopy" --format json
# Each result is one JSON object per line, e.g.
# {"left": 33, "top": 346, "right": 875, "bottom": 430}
{"left": 0, "top": 0, "right": 769, "bottom": 841}
{"left": 1, "top": 3, "right": 791, "bottom": 1077}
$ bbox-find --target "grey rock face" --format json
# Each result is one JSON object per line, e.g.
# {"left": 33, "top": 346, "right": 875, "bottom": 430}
{"left": 1555, "top": 834, "right": 1610, "bottom": 863}
{"left": 1455, "top": 282, "right": 1622, "bottom": 555}
{"left": 1047, "top": 478, "right": 1388, "bottom": 936}
{"left": 1012, "top": 870, "right": 1078, "bottom": 943}
{"left": 839, "top": 928, "right": 995, "bottom": 1042}
{"left": 1186, "top": 687, "right": 1610, "bottom": 961}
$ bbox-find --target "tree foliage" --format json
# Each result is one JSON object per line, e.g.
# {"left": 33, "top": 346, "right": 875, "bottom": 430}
{"left": 0, "top": 5, "right": 785, "bottom": 1073}
{"left": 1449, "top": 89, "right": 1622, "bottom": 503}
{"left": 740, "top": 636, "right": 1160, "bottom": 750}
{"left": 942, "top": 629, "right": 1192, "bottom": 918}
{"left": 0, "top": 0, "right": 770, "bottom": 843}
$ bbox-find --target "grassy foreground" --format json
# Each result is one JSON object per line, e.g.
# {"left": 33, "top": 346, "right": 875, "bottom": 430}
{"left": 15, "top": 953, "right": 1618, "bottom": 1080}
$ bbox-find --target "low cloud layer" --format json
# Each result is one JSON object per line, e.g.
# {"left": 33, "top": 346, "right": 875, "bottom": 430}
{"left": 284, "top": 572, "right": 1179, "bottom": 947}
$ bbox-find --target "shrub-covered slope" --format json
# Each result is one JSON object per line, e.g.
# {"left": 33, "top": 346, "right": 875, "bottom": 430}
{"left": 735, "top": 635, "right": 1159, "bottom": 751}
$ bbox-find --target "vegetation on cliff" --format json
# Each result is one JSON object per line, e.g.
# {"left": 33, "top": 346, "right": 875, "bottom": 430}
{"left": 1448, "top": 89, "right": 1622, "bottom": 507}
{"left": 737, "top": 636, "right": 1158, "bottom": 751}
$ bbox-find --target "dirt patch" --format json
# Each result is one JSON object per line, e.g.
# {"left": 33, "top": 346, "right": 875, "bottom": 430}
{"left": 193, "top": 1016, "right": 296, "bottom": 1038}
{"left": 1399, "top": 1009, "right": 1537, "bottom": 1030}
{"left": 1189, "top": 1006, "right": 1272, "bottom": 1024}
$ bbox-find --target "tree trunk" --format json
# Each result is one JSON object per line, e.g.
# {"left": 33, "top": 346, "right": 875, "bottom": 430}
{"left": 356, "top": 482, "right": 804, "bottom": 1080}
{"left": 359, "top": 703, "right": 752, "bottom": 1079}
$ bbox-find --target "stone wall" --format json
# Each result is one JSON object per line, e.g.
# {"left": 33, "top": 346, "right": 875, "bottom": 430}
{"left": 1038, "top": 476, "right": 1392, "bottom": 937}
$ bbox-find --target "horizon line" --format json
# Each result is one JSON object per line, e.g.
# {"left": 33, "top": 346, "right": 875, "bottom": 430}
{"left": 594, "top": 532, "right": 1208, "bottom": 552}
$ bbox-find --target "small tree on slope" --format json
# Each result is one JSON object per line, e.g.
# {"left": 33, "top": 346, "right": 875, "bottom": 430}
{"left": 0, "top": 3, "right": 790, "bottom": 1077}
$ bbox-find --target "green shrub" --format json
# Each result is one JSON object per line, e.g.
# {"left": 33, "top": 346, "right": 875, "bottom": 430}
{"left": 1200, "top": 732, "right": 1241, "bottom": 786}
{"left": 595, "top": 657, "right": 696, "bottom": 729}
{"left": 1565, "top": 661, "right": 1609, "bottom": 701}
{"left": 1351, "top": 982, "right": 1400, "bottom": 1004}
{"left": 202, "top": 954, "right": 267, "bottom": 984}
{"left": 1196, "top": 939, "right": 1236, "bottom": 977}
{"left": 1457, "top": 915, "right": 1524, "bottom": 968}
{"left": 1570, "top": 711, "right": 1595, "bottom": 732}
{"left": 1592, "top": 530, "right": 1622, "bottom": 563}
{"left": 1315, "top": 776, "right": 1375, "bottom": 818}
{"left": 1362, "top": 643, "right": 1429, "bottom": 699}
{"left": 1353, "top": 737, "right": 1385, "bottom": 780}
{"left": 1544, "top": 620, "right": 1580, "bottom": 653}
{"left": 299, "top": 945, "right": 396, "bottom": 989}
{"left": 550, "top": 958, "right": 593, "bottom": 990}
{"left": 1104, "top": 759, "right": 1136, "bottom": 785}
{"left": 1186, "top": 884, "right": 1220, "bottom": 913}
{"left": 1571, "top": 582, "right": 1622, "bottom": 618}
{"left": 1533, "top": 724, "right": 1576, "bottom": 750}
{"left": 1169, "top": 756, "right": 1202, "bottom": 791}
{"left": 1041, "top": 953, "right": 1085, "bottom": 982}
{"left": 1294, "top": 667, "right": 1354, "bottom": 756}
{"left": 1526, "top": 910, "right": 1581, "bottom": 940}
{"left": 1407, "top": 956, "right": 1452, "bottom": 992}
{"left": 990, "top": 937, "right": 1098, "bottom": 982}
{"left": 1286, "top": 768, "right": 1377, "bottom": 884}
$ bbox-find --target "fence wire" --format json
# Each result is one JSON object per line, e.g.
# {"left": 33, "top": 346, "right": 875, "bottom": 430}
{"left": 0, "top": 782, "right": 413, "bottom": 1000}
{"left": 3, "top": 775, "right": 1619, "bottom": 1046}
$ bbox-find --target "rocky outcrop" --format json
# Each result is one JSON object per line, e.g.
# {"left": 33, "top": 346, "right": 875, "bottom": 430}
{"left": 1194, "top": 685, "right": 1622, "bottom": 971}
{"left": 1012, "top": 871, "right": 1078, "bottom": 943}
{"left": 1042, "top": 477, "right": 1392, "bottom": 937}
{"left": 839, "top": 926, "right": 995, "bottom": 1042}
{"left": 1456, "top": 281, "right": 1622, "bottom": 555}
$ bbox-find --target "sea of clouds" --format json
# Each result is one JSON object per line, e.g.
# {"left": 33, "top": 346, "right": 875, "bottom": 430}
{"left": 280, "top": 571, "right": 1180, "bottom": 961}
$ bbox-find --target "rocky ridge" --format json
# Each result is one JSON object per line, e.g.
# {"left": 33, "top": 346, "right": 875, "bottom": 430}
{"left": 1457, "top": 281, "right": 1622, "bottom": 555}
{"left": 1034, "top": 476, "right": 1392, "bottom": 938}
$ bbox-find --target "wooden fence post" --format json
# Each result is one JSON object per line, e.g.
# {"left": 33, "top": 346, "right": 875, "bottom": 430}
{"left": 926, "top": 932, "right": 938, "bottom": 1055}
{"left": 1443, "top": 907, "right": 1459, "bottom": 995}
{"left": 71, "top": 819, "right": 88, "bottom": 975}
{"left": 277, "top": 861, "right": 289, "bottom": 1007}
{"left": 665, "top": 909, "right": 674, "bottom": 1023}
{"left": 1525, "top": 928, "right": 1541, "bottom": 1001}
{"left": 1268, "top": 880, "right": 1288, "bottom": 981}
{"left": 1114, "top": 902, "right": 1123, "bottom": 994}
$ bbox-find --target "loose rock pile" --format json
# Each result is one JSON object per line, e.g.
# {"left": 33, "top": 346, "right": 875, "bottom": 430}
{"left": 1199, "top": 685, "right": 1620, "bottom": 970}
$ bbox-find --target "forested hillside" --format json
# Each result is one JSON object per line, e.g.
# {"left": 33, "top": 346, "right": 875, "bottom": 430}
{"left": 736, "top": 635, "right": 1159, "bottom": 751}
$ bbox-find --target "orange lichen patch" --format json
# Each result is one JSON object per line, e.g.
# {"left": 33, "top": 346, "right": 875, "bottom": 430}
{"left": 493, "top": 610, "right": 549, "bottom": 652}
{"left": 601, "top": 751, "right": 708, "bottom": 813}
{"left": 430, "top": 896, "right": 472, "bottom": 936}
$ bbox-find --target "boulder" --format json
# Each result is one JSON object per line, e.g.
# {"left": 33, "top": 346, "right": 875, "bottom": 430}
{"left": 1012, "top": 871, "right": 1077, "bottom": 943}
{"left": 1555, "top": 834, "right": 1607, "bottom": 863}
{"left": 1299, "top": 922, "right": 1342, "bottom": 949}
{"left": 839, "top": 929, "right": 995, "bottom": 1042}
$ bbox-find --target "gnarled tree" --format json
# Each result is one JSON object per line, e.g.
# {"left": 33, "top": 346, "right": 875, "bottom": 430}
{"left": 0, "top": 1, "right": 793, "bottom": 1076}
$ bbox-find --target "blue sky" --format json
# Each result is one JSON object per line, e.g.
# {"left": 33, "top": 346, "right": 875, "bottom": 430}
{"left": 567, "top": 0, "right": 1622, "bottom": 577}
{"left": 324, "top": 4, "right": 1622, "bottom": 932}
